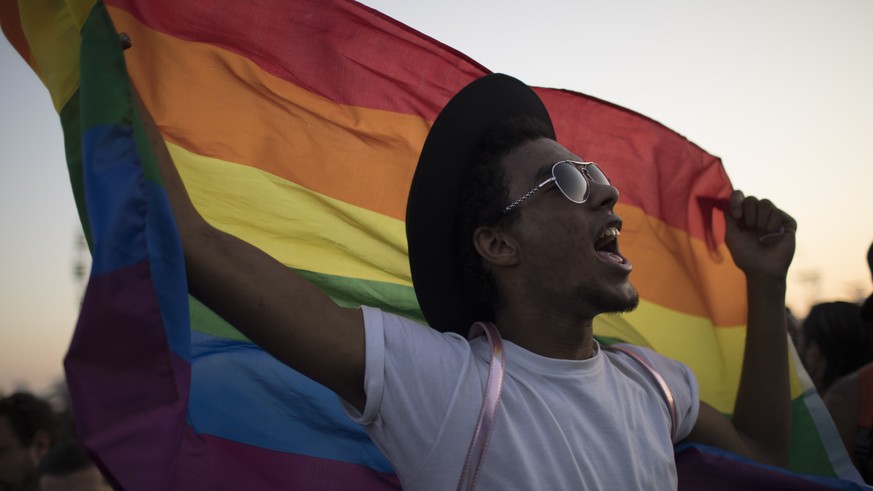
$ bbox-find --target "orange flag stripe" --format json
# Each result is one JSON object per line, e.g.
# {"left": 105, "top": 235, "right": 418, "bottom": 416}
{"left": 619, "top": 204, "right": 746, "bottom": 326}
{"left": 112, "top": 6, "right": 429, "bottom": 222}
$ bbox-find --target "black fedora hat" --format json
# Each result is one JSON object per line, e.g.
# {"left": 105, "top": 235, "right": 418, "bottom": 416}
{"left": 861, "top": 295, "right": 873, "bottom": 322}
{"left": 864, "top": 243, "right": 873, "bottom": 322}
{"left": 406, "top": 73, "right": 554, "bottom": 336}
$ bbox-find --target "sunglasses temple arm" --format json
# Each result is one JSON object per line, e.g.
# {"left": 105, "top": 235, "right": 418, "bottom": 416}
{"left": 504, "top": 178, "right": 555, "bottom": 213}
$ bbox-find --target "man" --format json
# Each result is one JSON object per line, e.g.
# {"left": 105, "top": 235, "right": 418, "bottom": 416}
{"left": 36, "top": 440, "right": 113, "bottom": 491}
{"left": 142, "top": 73, "right": 795, "bottom": 489}
{"left": 798, "top": 301, "right": 872, "bottom": 394}
{"left": 0, "top": 393, "right": 57, "bottom": 491}
{"left": 823, "top": 242, "right": 873, "bottom": 483}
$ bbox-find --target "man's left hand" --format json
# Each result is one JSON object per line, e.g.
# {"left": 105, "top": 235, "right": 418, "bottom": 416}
{"left": 724, "top": 190, "right": 797, "bottom": 280}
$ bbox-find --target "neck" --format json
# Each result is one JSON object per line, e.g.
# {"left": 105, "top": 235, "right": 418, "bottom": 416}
{"left": 493, "top": 306, "right": 595, "bottom": 360}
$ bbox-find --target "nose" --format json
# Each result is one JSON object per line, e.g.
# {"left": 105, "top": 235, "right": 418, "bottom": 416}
{"left": 587, "top": 181, "right": 619, "bottom": 210}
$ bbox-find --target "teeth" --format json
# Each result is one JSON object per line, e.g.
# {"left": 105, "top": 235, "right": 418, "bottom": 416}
{"left": 601, "top": 227, "right": 620, "bottom": 239}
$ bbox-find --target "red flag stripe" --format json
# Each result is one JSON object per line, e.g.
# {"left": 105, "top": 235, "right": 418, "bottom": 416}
{"left": 105, "top": 0, "right": 487, "bottom": 119}
{"left": 0, "top": 0, "right": 33, "bottom": 67}
{"left": 539, "top": 88, "right": 734, "bottom": 246}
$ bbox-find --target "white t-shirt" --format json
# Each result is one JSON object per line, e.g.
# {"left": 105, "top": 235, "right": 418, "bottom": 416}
{"left": 343, "top": 306, "right": 700, "bottom": 490}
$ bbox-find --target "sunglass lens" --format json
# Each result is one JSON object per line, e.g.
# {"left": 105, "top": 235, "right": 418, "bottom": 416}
{"left": 586, "top": 163, "right": 610, "bottom": 185}
{"left": 553, "top": 161, "right": 589, "bottom": 203}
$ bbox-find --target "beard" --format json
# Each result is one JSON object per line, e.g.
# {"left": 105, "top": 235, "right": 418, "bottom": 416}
{"left": 589, "top": 283, "right": 640, "bottom": 315}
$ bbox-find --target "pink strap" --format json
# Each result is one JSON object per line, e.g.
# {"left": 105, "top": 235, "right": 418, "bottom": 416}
{"left": 456, "top": 332, "right": 677, "bottom": 491}
{"left": 457, "top": 322, "right": 505, "bottom": 491}
{"left": 606, "top": 345, "right": 678, "bottom": 442}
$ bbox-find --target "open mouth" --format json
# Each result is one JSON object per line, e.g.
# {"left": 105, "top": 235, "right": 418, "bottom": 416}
{"left": 594, "top": 224, "right": 628, "bottom": 266}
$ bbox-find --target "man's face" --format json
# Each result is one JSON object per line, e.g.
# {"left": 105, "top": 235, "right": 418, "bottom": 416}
{"left": 39, "top": 466, "right": 113, "bottom": 491}
{"left": 0, "top": 416, "right": 40, "bottom": 491}
{"left": 498, "top": 138, "right": 638, "bottom": 318}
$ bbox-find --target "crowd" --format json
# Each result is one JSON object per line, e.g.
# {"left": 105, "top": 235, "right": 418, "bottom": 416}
{"left": 778, "top": 240, "right": 873, "bottom": 484}
{"left": 0, "top": 392, "right": 112, "bottom": 491}
{"left": 806, "top": 242, "right": 873, "bottom": 484}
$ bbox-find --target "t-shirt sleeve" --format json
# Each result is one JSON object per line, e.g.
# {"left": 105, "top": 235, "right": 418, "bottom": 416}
{"left": 341, "top": 306, "right": 476, "bottom": 448}
{"left": 342, "top": 305, "right": 387, "bottom": 425}
{"left": 340, "top": 307, "right": 483, "bottom": 484}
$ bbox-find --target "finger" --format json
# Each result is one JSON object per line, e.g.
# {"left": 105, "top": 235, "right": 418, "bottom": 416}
{"left": 762, "top": 201, "right": 784, "bottom": 235}
{"left": 724, "top": 208, "right": 742, "bottom": 239}
{"left": 758, "top": 226, "right": 785, "bottom": 245}
{"left": 753, "top": 199, "right": 780, "bottom": 234}
{"left": 119, "top": 32, "right": 132, "bottom": 50}
{"left": 781, "top": 210, "right": 798, "bottom": 234}
{"left": 742, "top": 195, "right": 759, "bottom": 232}
{"left": 729, "top": 190, "right": 745, "bottom": 220}
{"left": 759, "top": 206, "right": 797, "bottom": 244}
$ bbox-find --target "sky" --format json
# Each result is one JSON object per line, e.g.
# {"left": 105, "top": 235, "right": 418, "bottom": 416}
{"left": 1, "top": 0, "right": 872, "bottom": 395}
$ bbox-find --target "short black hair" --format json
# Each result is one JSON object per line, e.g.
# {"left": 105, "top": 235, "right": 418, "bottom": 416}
{"left": 801, "top": 301, "right": 873, "bottom": 391}
{"left": 867, "top": 241, "right": 873, "bottom": 278}
{"left": 0, "top": 392, "right": 57, "bottom": 447}
{"left": 454, "top": 116, "right": 555, "bottom": 321}
{"left": 37, "top": 440, "right": 93, "bottom": 478}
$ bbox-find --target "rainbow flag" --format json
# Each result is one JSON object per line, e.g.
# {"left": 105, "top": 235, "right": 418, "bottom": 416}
{"left": 1, "top": 0, "right": 865, "bottom": 488}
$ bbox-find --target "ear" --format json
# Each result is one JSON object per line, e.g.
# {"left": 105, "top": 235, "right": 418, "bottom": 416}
{"left": 804, "top": 341, "right": 823, "bottom": 365}
{"left": 29, "top": 429, "right": 52, "bottom": 461}
{"left": 472, "top": 225, "right": 518, "bottom": 267}
{"left": 802, "top": 341, "right": 826, "bottom": 391}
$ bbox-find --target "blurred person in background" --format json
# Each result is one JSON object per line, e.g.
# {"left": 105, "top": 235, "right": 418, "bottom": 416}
{"left": 37, "top": 440, "right": 112, "bottom": 491}
{"left": 826, "top": 358, "right": 873, "bottom": 484}
{"left": 798, "top": 301, "right": 873, "bottom": 395}
{"left": 823, "top": 241, "right": 873, "bottom": 484}
{"left": 0, "top": 393, "right": 58, "bottom": 491}
{"left": 862, "top": 241, "right": 873, "bottom": 322}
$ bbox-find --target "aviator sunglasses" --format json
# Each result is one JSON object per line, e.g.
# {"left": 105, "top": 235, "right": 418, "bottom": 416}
{"left": 503, "top": 160, "right": 611, "bottom": 213}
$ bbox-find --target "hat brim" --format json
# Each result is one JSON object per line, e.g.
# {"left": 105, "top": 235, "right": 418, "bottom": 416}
{"left": 406, "top": 73, "right": 554, "bottom": 336}
{"left": 862, "top": 294, "right": 873, "bottom": 322}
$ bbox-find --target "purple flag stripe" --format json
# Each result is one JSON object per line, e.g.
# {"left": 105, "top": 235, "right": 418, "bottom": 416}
{"left": 171, "top": 433, "right": 401, "bottom": 491}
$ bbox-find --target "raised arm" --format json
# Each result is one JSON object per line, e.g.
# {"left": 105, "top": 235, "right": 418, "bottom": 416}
{"left": 687, "top": 190, "right": 796, "bottom": 466}
{"left": 133, "top": 89, "right": 367, "bottom": 410}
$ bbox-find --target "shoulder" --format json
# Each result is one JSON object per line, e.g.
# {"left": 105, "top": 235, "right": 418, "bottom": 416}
{"left": 605, "top": 343, "right": 700, "bottom": 441}
{"left": 822, "top": 369, "right": 862, "bottom": 462}
{"left": 350, "top": 307, "right": 475, "bottom": 424}
{"left": 824, "top": 371, "right": 859, "bottom": 407}
{"left": 360, "top": 306, "right": 474, "bottom": 369}
{"left": 823, "top": 370, "right": 860, "bottom": 425}
{"left": 362, "top": 306, "right": 468, "bottom": 347}
{"left": 605, "top": 344, "right": 695, "bottom": 384}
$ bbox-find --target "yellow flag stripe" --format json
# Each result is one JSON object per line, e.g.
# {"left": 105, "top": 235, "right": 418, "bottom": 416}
{"left": 171, "top": 143, "right": 412, "bottom": 286}
{"left": 597, "top": 300, "right": 804, "bottom": 413}
{"left": 17, "top": 0, "right": 95, "bottom": 112}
